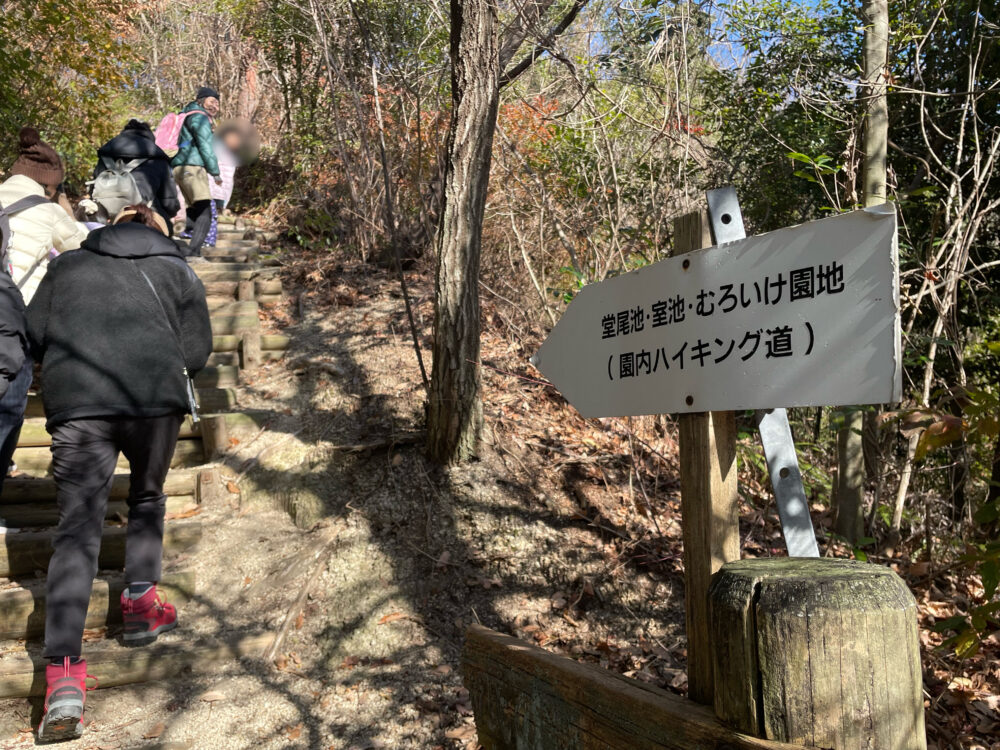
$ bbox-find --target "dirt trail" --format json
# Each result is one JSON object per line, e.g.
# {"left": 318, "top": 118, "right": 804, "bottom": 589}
{"left": 1, "top": 261, "right": 690, "bottom": 749}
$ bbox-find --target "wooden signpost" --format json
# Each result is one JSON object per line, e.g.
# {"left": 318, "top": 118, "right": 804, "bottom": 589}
{"left": 672, "top": 209, "right": 739, "bottom": 705}
{"left": 465, "top": 194, "right": 926, "bottom": 749}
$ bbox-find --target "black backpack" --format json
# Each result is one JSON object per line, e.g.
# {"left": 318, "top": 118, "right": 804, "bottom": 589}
{"left": 0, "top": 195, "right": 50, "bottom": 280}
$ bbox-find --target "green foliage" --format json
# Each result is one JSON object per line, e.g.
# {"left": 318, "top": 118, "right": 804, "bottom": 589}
{"left": 703, "top": 0, "right": 858, "bottom": 231}
{"left": 0, "top": 1, "right": 137, "bottom": 185}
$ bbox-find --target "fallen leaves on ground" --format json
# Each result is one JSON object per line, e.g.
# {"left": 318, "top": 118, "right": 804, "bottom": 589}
{"left": 82, "top": 627, "right": 107, "bottom": 643}
{"left": 165, "top": 505, "right": 202, "bottom": 520}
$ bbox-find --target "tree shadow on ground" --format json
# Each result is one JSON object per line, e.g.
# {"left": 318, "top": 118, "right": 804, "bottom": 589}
{"left": 4, "top": 262, "right": 688, "bottom": 749}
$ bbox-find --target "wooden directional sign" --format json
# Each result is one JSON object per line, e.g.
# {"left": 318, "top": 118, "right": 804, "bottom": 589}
{"left": 532, "top": 206, "right": 901, "bottom": 418}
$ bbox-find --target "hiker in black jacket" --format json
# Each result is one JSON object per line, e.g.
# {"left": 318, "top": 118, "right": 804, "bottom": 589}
{"left": 0, "top": 273, "right": 26, "bottom": 400}
{"left": 26, "top": 205, "right": 212, "bottom": 742}
{"left": 89, "top": 120, "right": 181, "bottom": 232}
{"left": 0, "top": 270, "right": 27, "bottom": 496}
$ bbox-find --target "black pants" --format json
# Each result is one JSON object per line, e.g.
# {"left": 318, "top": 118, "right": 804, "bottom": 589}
{"left": 44, "top": 415, "right": 183, "bottom": 658}
{"left": 0, "top": 357, "right": 32, "bottom": 493}
{"left": 186, "top": 199, "right": 213, "bottom": 256}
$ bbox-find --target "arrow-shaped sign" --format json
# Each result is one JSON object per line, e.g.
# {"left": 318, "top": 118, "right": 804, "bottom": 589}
{"left": 531, "top": 206, "right": 900, "bottom": 418}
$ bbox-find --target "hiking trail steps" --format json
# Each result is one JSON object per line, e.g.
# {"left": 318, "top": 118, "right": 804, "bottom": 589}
{"left": 0, "top": 219, "right": 288, "bottom": 700}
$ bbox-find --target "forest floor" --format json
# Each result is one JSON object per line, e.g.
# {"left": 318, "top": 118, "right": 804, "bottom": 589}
{"left": 1, "top": 246, "right": 997, "bottom": 749}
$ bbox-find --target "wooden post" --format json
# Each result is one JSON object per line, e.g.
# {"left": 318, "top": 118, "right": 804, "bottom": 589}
{"left": 672, "top": 210, "right": 740, "bottom": 705}
{"left": 237, "top": 279, "right": 255, "bottom": 302}
{"left": 240, "top": 329, "right": 262, "bottom": 370}
{"left": 197, "top": 467, "right": 226, "bottom": 506}
{"left": 200, "top": 416, "right": 229, "bottom": 462}
{"left": 709, "top": 558, "right": 926, "bottom": 749}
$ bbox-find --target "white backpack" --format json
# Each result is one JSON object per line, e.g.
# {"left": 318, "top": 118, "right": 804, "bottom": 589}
{"left": 89, "top": 156, "right": 148, "bottom": 220}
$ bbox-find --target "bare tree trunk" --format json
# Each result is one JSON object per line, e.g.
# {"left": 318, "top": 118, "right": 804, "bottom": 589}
{"left": 835, "top": 408, "right": 865, "bottom": 542}
{"left": 426, "top": 0, "right": 501, "bottom": 463}
{"left": 426, "top": 0, "right": 589, "bottom": 463}
{"left": 836, "top": 0, "right": 888, "bottom": 544}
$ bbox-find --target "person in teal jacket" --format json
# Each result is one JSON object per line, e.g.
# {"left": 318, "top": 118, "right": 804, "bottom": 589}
{"left": 171, "top": 86, "right": 222, "bottom": 257}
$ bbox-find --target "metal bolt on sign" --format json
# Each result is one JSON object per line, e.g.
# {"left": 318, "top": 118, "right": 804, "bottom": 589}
{"left": 705, "top": 186, "right": 820, "bottom": 558}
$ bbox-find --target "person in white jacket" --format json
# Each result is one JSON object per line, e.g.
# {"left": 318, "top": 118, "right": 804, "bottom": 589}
{"left": 1, "top": 128, "right": 87, "bottom": 303}
{"left": 0, "top": 127, "right": 87, "bottom": 481}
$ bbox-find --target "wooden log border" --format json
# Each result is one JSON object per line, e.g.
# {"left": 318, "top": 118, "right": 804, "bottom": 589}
{"left": 462, "top": 626, "right": 819, "bottom": 750}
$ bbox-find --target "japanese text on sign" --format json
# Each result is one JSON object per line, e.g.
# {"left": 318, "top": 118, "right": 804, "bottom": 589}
{"left": 601, "top": 263, "right": 844, "bottom": 339}
{"left": 531, "top": 206, "right": 901, "bottom": 418}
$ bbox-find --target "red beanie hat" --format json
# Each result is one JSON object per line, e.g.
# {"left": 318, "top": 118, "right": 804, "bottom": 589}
{"left": 10, "top": 127, "right": 64, "bottom": 186}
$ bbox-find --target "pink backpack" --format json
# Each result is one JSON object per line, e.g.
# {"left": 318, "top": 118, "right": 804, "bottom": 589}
{"left": 154, "top": 109, "right": 207, "bottom": 156}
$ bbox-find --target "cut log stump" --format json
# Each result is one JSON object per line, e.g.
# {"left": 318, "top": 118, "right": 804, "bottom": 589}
{"left": 709, "top": 558, "right": 926, "bottom": 750}
{"left": 462, "top": 625, "right": 819, "bottom": 750}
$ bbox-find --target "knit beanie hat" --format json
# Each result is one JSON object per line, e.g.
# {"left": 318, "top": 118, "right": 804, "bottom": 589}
{"left": 10, "top": 127, "right": 64, "bottom": 186}
{"left": 196, "top": 86, "right": 220, "bottom": 101}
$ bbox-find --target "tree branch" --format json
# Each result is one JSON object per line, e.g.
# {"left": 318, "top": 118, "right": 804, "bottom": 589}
{"left": 498, "top": 0, "right": 558, "bottom": 72}
{"left": 500, "top": 0, "right": 588, "bottom": 89}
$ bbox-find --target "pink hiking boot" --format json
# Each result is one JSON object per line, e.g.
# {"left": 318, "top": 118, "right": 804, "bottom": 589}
{"left": 121, "top": 586, "right": 177, "bottom": 646}
{"left": 38, "top": 657, "right": 95, "bottom": 742}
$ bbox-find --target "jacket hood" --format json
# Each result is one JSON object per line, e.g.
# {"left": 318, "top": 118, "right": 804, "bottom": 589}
{"left": 97, "top": 122, "right": 170, "bottom": 162}
{"left": 81, "top": 223, "right": 184, "bottom": 260}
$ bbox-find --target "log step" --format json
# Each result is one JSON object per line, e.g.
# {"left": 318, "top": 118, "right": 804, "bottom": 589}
{"left": 0, "top": 520, "right": 202, "bottom": 577}
{"left": 212, "top": 334, "right": 288, "bottom": 352}
{"left": 2, "top": 470, "right": 199, "bottom": 504}
{"left": 210, "top": 316, "right": 260, "bottom": 336}
{"left": 211, "top": 238, "right": 260, "bottom": 249}
{"left": 198, "top": 270, "right": 266, "bottom": 282}
{"left": 0, "top": 631, "right": 272, "bottom": 699}
{"left": 207, "top": 299, "right": 259, "bottom": 315}
{"left": 24, "top": 388, "right": 239, "bottom": 419}
{"left": 12, "top": 438, "right": 205, "bottom": 476}
{"left": 14, "top": 412, "right": 270, "bottom": 450}
{"left": 202, "top": 278, "right": 284, "bottom": 298}
{"left": 207, "top": 350, "right": 285, "bottom": 367}
{"left": 197, "top": 387, "right": 239, "bottom": 412}
{"left": 204, "top": 251, "right": 250, "bottom": 263}
{"left": 0, "top": 494, "right": 196, "bottom": 528}
{"left": 193, "top": 262, "right": 259, "bottom": 277}
{"left": 194, "top": 365, "right": 240, "bottom": 387}
{"left": 0, "top": 571, "right": 196, "bottom": 641}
